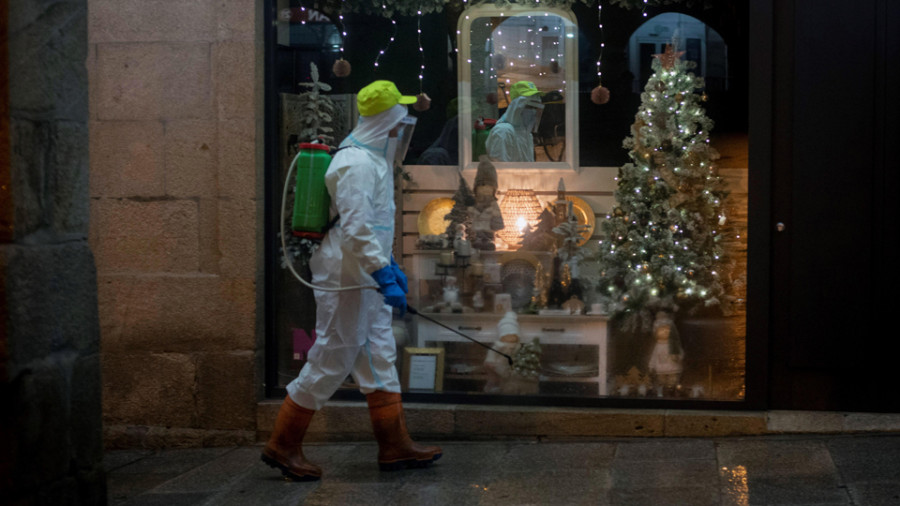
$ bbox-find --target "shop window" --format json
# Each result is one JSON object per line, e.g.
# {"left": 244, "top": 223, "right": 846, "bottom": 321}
{"left": 266, "top": 2, "right": 748, "bottom": 406}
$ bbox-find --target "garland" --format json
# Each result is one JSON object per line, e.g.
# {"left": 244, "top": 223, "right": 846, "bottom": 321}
{"left": 297, "top": 0, "right": 711, "bottom": 18}
{"left": 609, "top": 0, "right": 713, "bottom": 9}
{"left": 297, "top": 0, "right": 596, "bottom": 18}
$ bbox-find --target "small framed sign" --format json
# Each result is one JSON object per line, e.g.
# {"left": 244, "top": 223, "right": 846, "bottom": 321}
{"left": 402, "top": 347, "right": 445, "bottom": 392}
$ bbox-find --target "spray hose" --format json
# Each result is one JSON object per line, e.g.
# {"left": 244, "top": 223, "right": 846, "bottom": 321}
{"left": 280, "top": 148, "right": 379, "bottom": 293}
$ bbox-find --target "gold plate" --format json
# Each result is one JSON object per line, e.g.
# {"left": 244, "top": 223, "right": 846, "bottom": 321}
{"left": 549, "top": 196, "right": 595, "bottom": 246}
{"left": 568, "top": 196, "right": 595, "bottom": 245}
{"left": 417, "top": 198, "right": 455, "bottom": 236}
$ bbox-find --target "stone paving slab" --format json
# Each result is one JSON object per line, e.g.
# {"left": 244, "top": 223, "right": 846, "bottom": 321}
{"left": 105, "top": 435, "right": 900, "bottom": 506}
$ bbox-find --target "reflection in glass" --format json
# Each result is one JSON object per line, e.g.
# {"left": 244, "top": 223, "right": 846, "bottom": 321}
{"left": 485, "top": 91, "right": 544, "bottom": 162}
{"left": 462, "top": 10, "right": 576, "bottom": 167}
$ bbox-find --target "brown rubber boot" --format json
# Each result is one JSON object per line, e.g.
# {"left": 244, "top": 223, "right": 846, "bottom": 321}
{"left": 261, "top": 396, "right": 322, "bottom": 481}
{"left": 366, "top": 391, "right": 442, "bottom": 471}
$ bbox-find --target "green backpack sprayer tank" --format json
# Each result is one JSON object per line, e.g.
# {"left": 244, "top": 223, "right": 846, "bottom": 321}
{"left": 291, "top": 142, "right": 333, "bottom": 239}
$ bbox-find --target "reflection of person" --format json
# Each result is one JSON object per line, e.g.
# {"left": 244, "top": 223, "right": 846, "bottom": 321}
{"left": 485, "top": 81, "right": 543, "bottom": 162}
{"left": 263, "top": 80, "right": 441, "bottom": 481}
{"left": 647, "top": 312, "right": 684, "bottom": 389}
{"left": 468, "top": 157, "right": 504, "bottom": 250}
{"left": 417, "top": 98, "right": 459, "bottom": 165}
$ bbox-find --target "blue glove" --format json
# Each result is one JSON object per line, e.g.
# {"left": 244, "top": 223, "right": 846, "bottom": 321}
{"left": 370, "top": 265, "right": 407, "bottom": 316}
{"left": 390, "top": 256, "right": 408, "bottom": 294}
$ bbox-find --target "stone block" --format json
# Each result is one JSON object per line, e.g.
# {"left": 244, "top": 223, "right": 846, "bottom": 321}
{"left": 89, "top": 120, "right": 165, "bottom": 198}
{"left": 664, "top": 410, "right": 767, "bottom": 437}
{"left": 196, "top": 351, "right": 256, "bottom": 430}
{"left": 9, "top": 363, "right": 69, "bottom": 486}
{"left": 255, "top": 400, "right": 280, "bottom": 434}
{"left": 164, "top": 119, "right": 217, "bottom": 198}
{"left": 90, "top": 198, "right": 200, "bottom": 273}
{"left": 197, "top": 198, "right": 221, "bottom": 274}
{"left": 8, "top": 1, "right": 88, "bottom": 121}
{"left": 102, "top": 352, "right": 197, "bottom": 427}
{"left": 842, "top": 412, "right": 900, "bottom": 432}
{"left": 217, "top": 199, "right": 257, "bottom": 278}
{"left": 404, "top": 403, "right": 455, "bottom": 436}
{"left": 214, "top": 41, "right": 256, "bottom": 120}
{"left": 93, "top": 42, "right": 213, "bottom": 121}
{"left": 103, "top": 425, "right": 254, "bottom": 449}
{"left": 767, "top": 410, "right": 844, "bottom": 434}
{"left": 10, "top": 118, "right": 90, "bottom": 238}
{"left": 216, "top": 0, "right": 256, "bottom": 42}
{"left": 97, "top": 274, "right": 255, "bottom": 353}
{"left": 47, "top": 121, "right": 92, "bottom": 234}
{"left": 454, "top": 406, "right": 665, "bottom": 438}
{"left": 89, "top": 0, "right": 216, "bottom": 43}
{"left": 72, "top": 353, "right": 105, "bottom": 468}
{"left": 309, "top": 402, "right": 373, "bottom": 441}
{"left": 217, "top": 118, "right": 257, "bottom": 199}
{"left": 2, "top": 242, "right": 100, "bottom": 366}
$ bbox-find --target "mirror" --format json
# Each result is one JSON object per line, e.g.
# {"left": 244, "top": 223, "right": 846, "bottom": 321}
{"left": 458, "top": 6, "right": 578, "bottom": 170}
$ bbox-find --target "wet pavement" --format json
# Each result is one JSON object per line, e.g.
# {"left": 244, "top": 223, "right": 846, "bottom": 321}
{"left": 106, "top": 434, "right": 900, "bottom": 505}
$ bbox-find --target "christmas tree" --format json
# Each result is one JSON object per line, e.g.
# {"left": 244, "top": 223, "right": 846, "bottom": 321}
{"left": 596, "top": 44, "right": 729, "bottom": 330}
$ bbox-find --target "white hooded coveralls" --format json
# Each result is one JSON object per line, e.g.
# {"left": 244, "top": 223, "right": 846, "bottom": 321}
{"left": 287, "top": 105, "right": 408, "bottom": 411}
{"left": 485, "top": 96, "right": 539, "bottom": 162}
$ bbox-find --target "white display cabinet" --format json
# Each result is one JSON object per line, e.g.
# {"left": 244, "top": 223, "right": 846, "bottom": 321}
{"left": 409, "top": 250, "right": 609, "bottom": 396}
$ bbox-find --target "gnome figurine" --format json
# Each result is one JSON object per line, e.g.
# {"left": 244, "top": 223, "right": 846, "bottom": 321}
{"left": 483, "top": 311, "right": 521, "bottom": 393}
{"left": 468, "top": 157, "right": 505, "bottom": 250}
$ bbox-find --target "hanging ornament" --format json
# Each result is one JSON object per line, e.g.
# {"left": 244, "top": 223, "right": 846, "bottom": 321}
{"left": 332, "top": 58, "right": 351, "bottom": 77}
{"left": 332, "top": 1, "right": 351, "bottom": 77}
{"left": 591, "top": 2, "right": 611, "bottom": 105}
{"left": 591, "top": 85, "right": 611, "bottom": 105}
{"left": 414, "top": 92, "right": 432, "bottom": 112}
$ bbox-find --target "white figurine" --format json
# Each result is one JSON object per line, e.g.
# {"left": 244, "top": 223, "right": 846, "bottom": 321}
{"left": 443, "top": 276, "right": 459, "bottom": 304}
{"left": 483, "top": 312, "right": 521, "bottom": 393}
{"left": 647, "top": 312, "right": 684, "bottom": 389}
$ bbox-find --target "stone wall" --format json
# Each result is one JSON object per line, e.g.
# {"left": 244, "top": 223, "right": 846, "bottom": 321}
{"left": 1, "top": 0, "right": 106, "bottom": 503}
{"left": 87, "top": 0, "right": 263, "bottom": 447}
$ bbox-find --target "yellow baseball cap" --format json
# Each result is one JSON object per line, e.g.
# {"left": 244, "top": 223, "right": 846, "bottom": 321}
{"left": 357, "top": 80, "right": 417, "bottom": 117}
{"left": 509, "top": 80, "right": 541, "bottom": 101}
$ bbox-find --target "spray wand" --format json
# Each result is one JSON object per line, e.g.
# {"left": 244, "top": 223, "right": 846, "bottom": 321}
{"left": 406, "top": 306, "right": 513, "bottom": 365}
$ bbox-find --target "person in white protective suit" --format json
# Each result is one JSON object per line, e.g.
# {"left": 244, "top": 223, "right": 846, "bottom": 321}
{"left": 485, "top": 80, "right": 544, "bottom": 162}
{"left": 262, "top": 81, "right": 442, "bottom": 481}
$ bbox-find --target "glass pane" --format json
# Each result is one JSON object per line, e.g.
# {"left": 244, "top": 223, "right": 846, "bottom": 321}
{"left": 268, "top": 4, "right": 748, "bottom": 404}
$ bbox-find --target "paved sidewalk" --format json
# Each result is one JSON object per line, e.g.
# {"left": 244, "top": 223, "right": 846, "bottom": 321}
{"left": 106, "top": 434, "right": 900, "bottom": 505}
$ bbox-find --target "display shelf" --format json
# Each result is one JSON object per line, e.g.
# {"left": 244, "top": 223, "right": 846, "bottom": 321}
{"left": 412, "top": 311, "right": 608, "bottom": 395}
{"left": 409, "top": 249, "right": 610, "bottom": 396}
